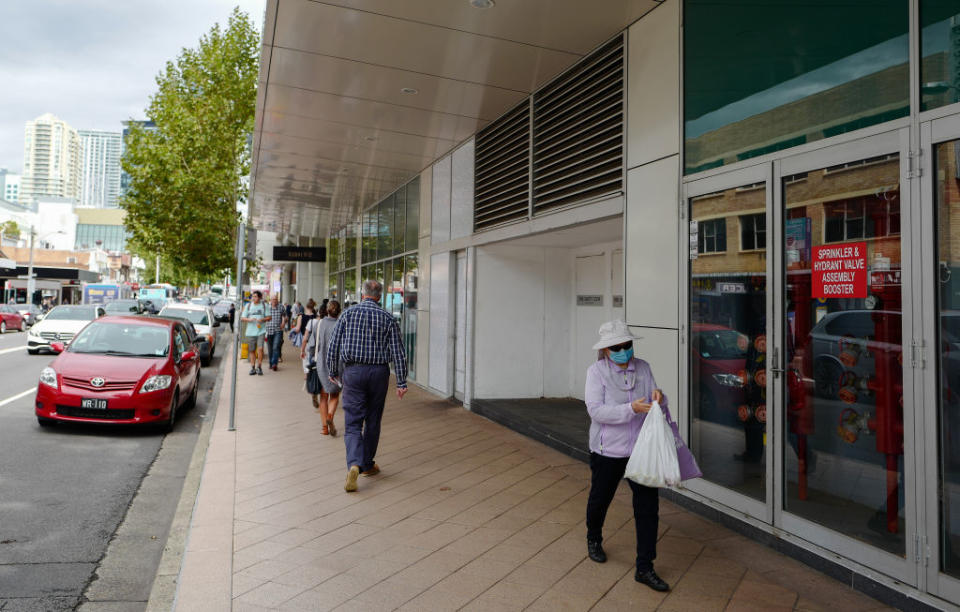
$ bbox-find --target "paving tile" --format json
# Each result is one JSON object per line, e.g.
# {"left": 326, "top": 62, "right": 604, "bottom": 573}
{"left": 657, "top": 592, "right": 729, "bottom": 611}
{"left": 525, "top": 588, "right": 602, "bottom": 611}
{"left": 235, "top": 580, "right": 309, "bottom": 608}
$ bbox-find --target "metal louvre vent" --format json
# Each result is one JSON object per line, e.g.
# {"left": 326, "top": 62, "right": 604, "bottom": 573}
{"left": 532, "top": 35, "right": 624, "bottom": 213}
{"left": 474, "top": 99, "right": 530, "bottom": 231}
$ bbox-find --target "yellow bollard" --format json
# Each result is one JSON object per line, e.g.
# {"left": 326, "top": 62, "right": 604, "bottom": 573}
{"left": 240, "top": 342, "right": 249, "bottom": 360}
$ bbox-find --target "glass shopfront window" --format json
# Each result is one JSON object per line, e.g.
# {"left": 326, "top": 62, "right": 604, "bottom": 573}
{"left": 684, "top": 0, "right": 909, "bottom": 174}
{"left": 936, "top": 139, "right": 960, "bottom": 577}
{"left": 403, "top": 254, "right": 418, "bottom": 378}
{"left": 921, "top": 1, "right": 960, "bottom": 111}
{"left": 689, "top": 183, "right": 768, "bottom": 501}
{"left": 783, "top": 153, "right": 905, "bottom": 556}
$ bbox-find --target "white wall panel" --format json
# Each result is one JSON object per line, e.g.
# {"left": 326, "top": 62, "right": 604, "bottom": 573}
{"left": 428, "top": 251, "right": 452, "bottom": 395}
{"left": 542, "top": 247, "right": 572, "bottom": 398}
{"left": 431, "top": 156, "right": 451, "bottom": 243}
{"left": 473, "top": 246, "right": 545, "bottom": 398}
{"left": 420, "top": 167, "right": 432, "bottom": 239}
{"left": 630, "top": 326, "right": 679, "bottom": 425}
{"left": 450, "top": 139, "right": 475, "bottom": 240}
{"left": 626, "top": 0, "right": 679, "bottom": 169}
{"left": 626, "top": 155, "right": 679, "bottom": 328}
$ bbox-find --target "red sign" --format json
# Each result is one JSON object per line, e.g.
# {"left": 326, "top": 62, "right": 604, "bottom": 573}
{"left": 812, "top": 242, "right": 867, "bottom": 298}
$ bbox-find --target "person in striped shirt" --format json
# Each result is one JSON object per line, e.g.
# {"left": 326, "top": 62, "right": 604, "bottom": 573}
{"left": 326, "top": 279, "right": 407, "bottom": 492}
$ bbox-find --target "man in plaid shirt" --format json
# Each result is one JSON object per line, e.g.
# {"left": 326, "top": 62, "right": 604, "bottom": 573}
{"left": 265, "top": 295, "right": 288, "bottom": 371}
{"left": 327, "top": 279, "right": 407, "bottom": 492}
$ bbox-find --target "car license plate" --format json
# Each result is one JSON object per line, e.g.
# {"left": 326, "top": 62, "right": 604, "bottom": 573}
{"left": 81, "top": 398, "right": 108, "bottom": 410}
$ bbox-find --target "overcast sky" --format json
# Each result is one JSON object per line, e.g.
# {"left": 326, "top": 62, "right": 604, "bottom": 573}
{"left": 0, "top": 0, "right": 266, "bottom": 173}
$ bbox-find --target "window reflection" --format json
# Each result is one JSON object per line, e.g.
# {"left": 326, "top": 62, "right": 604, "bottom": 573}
{"left": 936, "top": 140, "right": 960, "bottom": 576}
{"left": 685, "top": 1, "right": 909, "bottom": 174}
{"left": 689, "top": 183, "right": 767, "bottom": 501}
{"left": 921, "top": 1, "right": 960, "bottom": 111}
{"left": 783, "top": 153, "right": 905, "bottom": 556}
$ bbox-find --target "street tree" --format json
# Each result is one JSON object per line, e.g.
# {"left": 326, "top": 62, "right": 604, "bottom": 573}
{"left": 121, "top": 7, "right": 258, "bottom": 279}
{"left": 0, "top": 220, "right": 21, "bottom": 240}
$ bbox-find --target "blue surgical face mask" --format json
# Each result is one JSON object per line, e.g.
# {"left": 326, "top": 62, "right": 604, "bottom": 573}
{"left": 608, "top": 347, "right": 633, "bottom": 364}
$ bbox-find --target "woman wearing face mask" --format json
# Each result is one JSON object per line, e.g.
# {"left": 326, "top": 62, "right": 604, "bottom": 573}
{"left": 584, "top": 319, "right": 670, "bottom": 593}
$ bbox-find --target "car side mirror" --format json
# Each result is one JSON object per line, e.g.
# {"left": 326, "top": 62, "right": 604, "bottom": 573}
{"left": 213, "top": 319, "right": 221, "bottom": 327}
{"left": 181, "top": 350, "right": 197, "bottom": 362}
{"left": 50, "top": 342, "right": 65, "bottom": 353}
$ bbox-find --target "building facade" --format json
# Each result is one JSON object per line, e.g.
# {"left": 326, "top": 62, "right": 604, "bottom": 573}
{"left": 74, "top": 207, "right": 130, "bottom": 253}
{"left": 78, "top": 130, "right": 122, "bottom": 208}
{"left": 0, "top": 169, "right": 20, "bottom": 203}
{"left": 247, "top": 1, "right": 960, "bottom": 607}
{"left": 20, "top": 113, "right": 82, "bottom": 204}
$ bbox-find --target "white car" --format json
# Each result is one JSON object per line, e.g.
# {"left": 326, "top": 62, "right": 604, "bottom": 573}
{"left": 27, "top": 304, "right": 105, "bottom": 354}
{"left": 159, "top": 303, "right": 219, "bottom": 365}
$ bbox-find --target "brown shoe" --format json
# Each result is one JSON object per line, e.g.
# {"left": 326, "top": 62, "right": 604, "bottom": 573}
{"left": 344, "top": 466, "right": 360, "bottom": 492}
{"left": 327, "top": 419, "right": 337, "bottom": 437}
{"left": 321, "top": 426, "right": 329, "bottom": 435}
{"left": 361, "top": 463, "right": 380, "bottom": 477}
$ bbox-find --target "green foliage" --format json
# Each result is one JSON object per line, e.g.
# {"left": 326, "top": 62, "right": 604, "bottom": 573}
{"left": 0, "top": 220, "right": 20, "bottom": 239}
{"left": 121, "top": 7, "right": 259, "bottom": 279}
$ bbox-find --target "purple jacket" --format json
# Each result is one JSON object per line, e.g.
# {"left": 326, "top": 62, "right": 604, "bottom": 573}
{"left": 585, "top": 357, "right": 702, "bottom": 480}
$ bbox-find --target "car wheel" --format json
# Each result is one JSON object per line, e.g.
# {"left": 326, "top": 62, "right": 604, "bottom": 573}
{"left": 184, "top": 373, "right": 200, "bottom": 410}
{"left": 0, "top": 321, "right": 5, "bottom": 334}
{"left": 814, "top": 357, "right": 844, "bottom": 399}
{"left": 38, "top": 417, "right": 56, "bottom": 428}
{"left": 163, "top": 391, "right": 179, "bottom": 433}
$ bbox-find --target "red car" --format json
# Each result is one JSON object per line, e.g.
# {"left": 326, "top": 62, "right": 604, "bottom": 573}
{"left": 691, "top": 323, "right": 749, "bottom": 426}
{"left": 0, "top": 304, "right": 26, "bottom": 333}
{"left": 35, "top": 316, "right": 201, "bottom": 431}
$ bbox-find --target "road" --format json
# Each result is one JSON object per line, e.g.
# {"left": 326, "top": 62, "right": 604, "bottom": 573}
{"left": 0, "top": 325, "right": 229, "bottom": 611}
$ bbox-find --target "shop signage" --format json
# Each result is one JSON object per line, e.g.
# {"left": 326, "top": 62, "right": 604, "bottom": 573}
{"left": 719, "top": 282, "right": 747, "bottom": 294}
{"left": 870, "top": 269, "right": 901, "bottom": 288}
{"left": 812, "top": 241, "right": 867, "bottom": 298}
{"left": 689, "top": 220, "right": 699, "bottom": 260}
{"left": 786, "top": 218, "right": 811, "bottom": 265}
{"left": 613, "top": 295, "right": 624, "bottom": 307}
{"left": 272, "top": 246, "right": 326, "bottom": 262}
{"left": 577, "top": 295, "right": 603, "bottom": 306}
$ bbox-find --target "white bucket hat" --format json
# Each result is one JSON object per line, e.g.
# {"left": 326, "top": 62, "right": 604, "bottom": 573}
{"left": 592, "top": 319, "right": 640, "bottom": 351}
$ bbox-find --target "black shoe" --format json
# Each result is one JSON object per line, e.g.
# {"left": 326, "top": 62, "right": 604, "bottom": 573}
{"left": 249, "top": 367, "right": 256, "bottom": 375}
{"left": 635, "top": 568, "right": 669, "bottom": 592}
{"left": 587, "top": 540, "right": 606, "bottom": 563}
{"left": 256, "top": 367, "right": 263, "bottom": 375}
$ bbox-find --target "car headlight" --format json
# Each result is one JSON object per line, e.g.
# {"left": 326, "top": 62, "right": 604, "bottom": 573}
{"left": 39, "top": 367, "right": 58, "bottom": 389}
{"left": 140, "top": 375, "right": 172, "bottom": 394}
{"left": 712, "top": 373, "right": 745, "bottom": 387}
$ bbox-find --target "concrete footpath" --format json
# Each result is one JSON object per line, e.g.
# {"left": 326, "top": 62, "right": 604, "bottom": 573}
{"left": 159, "top": 340, "right": 894, "bottom": 611}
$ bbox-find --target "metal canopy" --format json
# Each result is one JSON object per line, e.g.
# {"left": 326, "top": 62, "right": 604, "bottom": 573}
{"left": 250, "top": 0, "right": 659, "bottom": 239}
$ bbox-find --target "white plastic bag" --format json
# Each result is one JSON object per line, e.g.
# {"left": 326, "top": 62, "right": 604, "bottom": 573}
{"left": 624, "top": 400, "right": 682, "bottom": 488}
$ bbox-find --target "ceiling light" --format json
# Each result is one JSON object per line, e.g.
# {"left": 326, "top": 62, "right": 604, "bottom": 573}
{"left": 400, "top": 87, "right": 419, "bottom": 95}
{"left": 470, "top": 0, "right": 495, "bottom": 8}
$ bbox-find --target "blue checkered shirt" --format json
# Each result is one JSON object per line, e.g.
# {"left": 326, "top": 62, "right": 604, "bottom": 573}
{"left": 266, "top": 304, "right": 286, "bottom": 334}
{"left": 326, "top": 298, "right": 408, "bottom": 387}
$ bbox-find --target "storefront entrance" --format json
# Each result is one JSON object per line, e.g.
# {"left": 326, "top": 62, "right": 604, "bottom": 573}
{"left": 682, "top": 127, "right": 922, "bottom": 586}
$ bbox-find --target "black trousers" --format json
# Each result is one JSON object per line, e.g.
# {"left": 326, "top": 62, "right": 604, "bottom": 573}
{"left": 586, "top": 452, "right": 659, "bottom": 572}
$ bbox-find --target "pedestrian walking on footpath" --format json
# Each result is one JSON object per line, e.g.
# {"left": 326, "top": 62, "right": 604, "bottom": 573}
{"left": 327, "top": 280, "right": 407, "bottom": 492}
{"left": 584, "top": 319, "right": 670, "bottom": 592}
{"left": 300, "top": 300, "right": 323, "bottom": 407}
{"left": 266, "top": 295, "right": 287, "bottom": 371}
{"left": 240, "top": 291, "right": 269, "bottom": 375}
{"left": 228, "top": 302, "right": 235, "bottom": 333}
{"left": 313, "top": 299, "right": 342, "bottom": 435}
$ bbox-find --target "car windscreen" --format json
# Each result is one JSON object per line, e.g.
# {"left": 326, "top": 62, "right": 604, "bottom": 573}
{"left": 68, "top": 322, "right": 170, "bottom": 357}
{"left": 104, "top": 301, "right": 139, "bottom": 313}
{"left": 44, "top": 307, "right": 97, "bottom": 321}
{"left": 695, "top": 329, "right": 748, "bottom": 359}
{"left": 161, "top": 308, "right": 208, "bottom": 326}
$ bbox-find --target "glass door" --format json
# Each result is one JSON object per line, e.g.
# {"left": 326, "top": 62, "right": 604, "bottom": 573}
{"left": 922, "top": 112, "right": 960, "bottom": 601}
{"left": 775, "top": 127, "right": 918, "bottom": 584}
{"left": 682, "top": 163, "right": 773, "bottom": 521}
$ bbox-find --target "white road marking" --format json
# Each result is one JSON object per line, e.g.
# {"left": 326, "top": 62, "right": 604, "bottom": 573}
{"left": 0, "top": 387, "right": 37, "bottom": 408}
{"left": 0, "top": 345, "right": 28, "bottom": 356}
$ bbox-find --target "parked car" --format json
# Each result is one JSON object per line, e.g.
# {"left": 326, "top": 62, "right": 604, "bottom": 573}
{"left": 34, "top": 315, "right": 201, "bottom": 431}
{"left": 159, "top": 303, "right": 219, "bottom": 366}
{"left": 691, "top": 323, "right": 748, "bottom": 427}
{"left": 15, "top": 303, "right": 42, "bottom": 327}
{"left": 0, "top": 304, "right": 26, "bottom": 333}
{"left": 27, "top": 305, "right": 105, "bottom": 354}
{"left": 212, "top": 299, "right": 235, "bottom": 323}
{"left": 150, "top": 314, "right": 212, "bottom": 366}
{"left": 103, "top": 299, "right": 145, "bottom": 315}
{"left": 141, "top": 299, "right": 164, "bottom": 314}
{"left": 808, "top": 310, "right": 902, "bottom": 399}
{"left": 189, "top": 296, "right": 212, "bottom": 306}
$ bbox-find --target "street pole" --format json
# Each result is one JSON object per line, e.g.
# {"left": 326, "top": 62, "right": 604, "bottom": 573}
{"left": 26, "top": 226, "right": 36, "bottom": 304}
{"left": 155, "top": 255, "right": 160, "bottom": 284}
{"left": 228, "top": 222, "right": 245, "bottom": 432}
